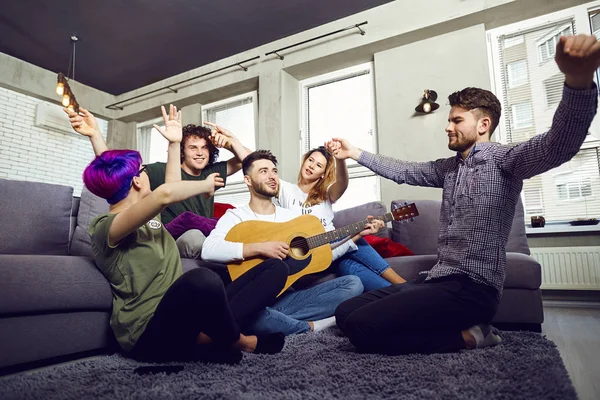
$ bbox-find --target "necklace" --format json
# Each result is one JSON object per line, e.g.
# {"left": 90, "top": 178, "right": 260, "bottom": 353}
{"left": 251, "top": 205, "right": 277, "bottom": 222}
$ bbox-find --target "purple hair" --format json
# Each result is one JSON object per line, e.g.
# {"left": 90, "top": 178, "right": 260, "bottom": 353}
{"left": 83, "top": 150, "right": 143, "bottom": 204}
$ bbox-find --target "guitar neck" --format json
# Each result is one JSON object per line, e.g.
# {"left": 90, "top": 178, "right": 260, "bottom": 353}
{"left": 307, "top": 212, "right": 394, "bottom": 249}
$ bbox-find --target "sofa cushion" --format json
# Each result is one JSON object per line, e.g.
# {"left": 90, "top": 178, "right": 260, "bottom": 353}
{"left": 363, "top": 235, "right": 413, "bottom": 258}
{"left": 506, "top": 199, "right": 530, "bottom": 255}
{"left": 0, "top": 179, "right": 73, "bottom": 255}
{"left": 391, "top": 198, "right": 531, "bottom": 255}
{"left": 391, "top": 200, "right": 441, "bottom": 255}
{"left": 386, "top": 252, "right": 540, "bottom": 290}
{"left": 333, "top": 201, "right": 389, "bottom": 239}
{"left": 504, "top": 252, "right": 541, "bottom": 289}
{"left": 387, "top": 254, "right": 439, "bottom": 280}
{"left": 69, "top": 186, "right": 110, "bottom": 257}
{"left": 0, "top": 255, "right": 112, "bottom": 315}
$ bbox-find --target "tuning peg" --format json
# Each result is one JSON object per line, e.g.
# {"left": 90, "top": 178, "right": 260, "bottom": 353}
{"left": 410, "top": 218, "right": 415, "bottom": 222}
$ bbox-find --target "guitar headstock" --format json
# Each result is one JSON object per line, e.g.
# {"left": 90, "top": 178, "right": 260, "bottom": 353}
{"left": 391, "top": 203, "right": 419, "bottom": 223}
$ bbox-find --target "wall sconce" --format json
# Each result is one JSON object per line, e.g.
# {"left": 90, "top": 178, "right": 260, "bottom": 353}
{"left": 415, "top": 89, "right": 439, "bottom": 114}
{"left": 55, "top": 36, "right": 79, "bottom": 113}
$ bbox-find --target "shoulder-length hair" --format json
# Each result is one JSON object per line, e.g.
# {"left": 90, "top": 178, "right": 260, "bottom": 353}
{"left": 297, "top": 146, "right": 336, "bottom": 207}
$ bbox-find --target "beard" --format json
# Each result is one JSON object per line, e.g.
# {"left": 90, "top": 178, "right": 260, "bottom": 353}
{"left": 252, "top": 181, "right": 278, "bottom": 198}
{"left": 448, "top": 134, "right": 476, "bottom": 153}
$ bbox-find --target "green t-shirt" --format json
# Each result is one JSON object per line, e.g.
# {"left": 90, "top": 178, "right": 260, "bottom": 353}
{"left": 145, "top": 162, "right": 228, "bottom": 224}
{"left": 89, "top": 213, "right": 182, "bottom": 352}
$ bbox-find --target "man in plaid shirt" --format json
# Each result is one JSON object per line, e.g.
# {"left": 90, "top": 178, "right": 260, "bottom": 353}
{"left": 330, "top": 34, "right": 600, "bottom": 355}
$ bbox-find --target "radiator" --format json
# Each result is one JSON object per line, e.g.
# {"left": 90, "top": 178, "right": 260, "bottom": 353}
{"left": 530, "top": 246, "right": 600, "bottom": 290}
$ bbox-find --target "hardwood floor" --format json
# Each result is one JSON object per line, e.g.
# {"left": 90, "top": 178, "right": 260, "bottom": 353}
{"left": 542, "top": 304, "right": 600, "bottom": 400}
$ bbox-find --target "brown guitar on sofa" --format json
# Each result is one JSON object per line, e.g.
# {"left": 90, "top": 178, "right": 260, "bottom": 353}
{"left": 225, "top": 203, "right": 419, "bottom": 296}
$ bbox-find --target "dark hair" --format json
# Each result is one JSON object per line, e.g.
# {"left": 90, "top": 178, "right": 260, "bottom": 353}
{"left": 83, "top": 149, "right": 142, "bottom": 204}
{"left": 448, "top": 87, "right": 502, "bottom": 136}
{"left": 180, "top": 124, "right": 219, "bottom": 165}
{"left": 298, "top": 146, "right": 335, "bottom": 206}
{"left": 242, "top": 150, "right": 278, "bottom": 175}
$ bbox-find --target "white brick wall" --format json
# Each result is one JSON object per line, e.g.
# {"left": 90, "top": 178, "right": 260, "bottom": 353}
{"left": 0, "top": 87, "right": 108, "bottom": 196}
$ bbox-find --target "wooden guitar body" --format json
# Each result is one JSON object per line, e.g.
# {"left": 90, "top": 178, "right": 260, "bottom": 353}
{"left": 225, "top": 214, "right": 332, "bottom": 295}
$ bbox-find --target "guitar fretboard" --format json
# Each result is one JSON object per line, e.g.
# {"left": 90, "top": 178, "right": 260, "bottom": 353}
{"left": 307, "top": 212, "right": 396, "bottom": 249}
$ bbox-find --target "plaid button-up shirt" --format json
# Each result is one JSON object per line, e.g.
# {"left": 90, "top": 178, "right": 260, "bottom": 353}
{"left": 359, "top": 85, "right": 598, "bottom": 299}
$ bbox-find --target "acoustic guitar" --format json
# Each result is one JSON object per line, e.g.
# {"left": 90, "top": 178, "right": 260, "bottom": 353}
{"left": 225, "top": 203, "right": 419, "bottom": 295}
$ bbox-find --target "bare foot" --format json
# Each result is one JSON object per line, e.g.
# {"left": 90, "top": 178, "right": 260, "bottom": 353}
{"left": 234, "top": 334, "right": 258, "bottom": 353}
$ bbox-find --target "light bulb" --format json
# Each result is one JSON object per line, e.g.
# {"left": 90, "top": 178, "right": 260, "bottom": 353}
{"left": 56, "top": 82, "right": 64, "bottom": 96}
{"left": 67, "top": 104, "right": 75, "bottom": 112}
{"left": 423, "top": 103, "right": 431, "bottom": 113}
{"left": 62, "top": 94, "right": 70, "bottom": 107}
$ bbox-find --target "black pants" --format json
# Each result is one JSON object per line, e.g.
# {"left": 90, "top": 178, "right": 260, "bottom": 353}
{"left": 130, "top": 259, "right": 288, "bottom": 362}
{"left": 335, "top": 274, "right": 498, "bottom": 355}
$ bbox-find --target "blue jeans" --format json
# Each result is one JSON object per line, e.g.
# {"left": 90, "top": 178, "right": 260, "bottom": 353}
{"left": 244, "top": 275, "right": 363, "bottom": 336}
{"left": 333, "top": 238, "right": 391, "bottom": 292}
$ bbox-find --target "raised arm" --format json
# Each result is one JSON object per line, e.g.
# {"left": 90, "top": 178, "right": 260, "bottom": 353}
{"left": 108, "top": 173, "right": 224, "bottom": 246}
{"left": 204, "top": 122, "right": 252, "bottom": 176}
{"left": 64, "top": 107, "right": 108, "bottom": 156}
{"left": 329, "top": 137, "right": 447, "bottom": 188}
{"left": 152, "top": 105, "right": 182, "bottom": 183}
{"left": 325, "top": 140, "right": 349, "bottom": 203}
{"left": 500, "top": 34, "right": 600, "bottom": 179}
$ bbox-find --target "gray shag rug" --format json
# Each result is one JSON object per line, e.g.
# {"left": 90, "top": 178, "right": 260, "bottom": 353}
{"left": 0, "top": 328, "right": 576, "bottom": 400}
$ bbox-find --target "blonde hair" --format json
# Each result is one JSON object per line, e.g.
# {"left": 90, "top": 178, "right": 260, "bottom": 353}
{"left": 297, "top": 146, "right": 336, "bottom": 206}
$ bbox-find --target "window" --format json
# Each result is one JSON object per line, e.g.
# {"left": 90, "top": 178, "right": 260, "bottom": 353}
{"left": 300, "top": 63, "right": 379, "bottom": 211}
{"left": 507, "top": 60, "right": 528, "bottom": 88}
{"left": 556, "top": 179, "right": 592, "bottom": 201}
{"left": 137, "top": 117, "right": 168, "bottom": 163}
{"left": 537, "top": 25, "right": 573, "bottom": 64}
{"left": 488, "top": 4, "right": 600, "bottom": 224}
{"left": 504, "top": 35, "right": 524, "bottom": 48}
{"left": 511, "top": 103, "right": 534, "bottom": 129}
{"left": 544, "top": 73, "right": 564, "bottom": 107}
{"left": 136, "top": 92, "right": 257, "bottom": 207}
{"left": 202, "top": 92, "right": 257, "bottom": 206}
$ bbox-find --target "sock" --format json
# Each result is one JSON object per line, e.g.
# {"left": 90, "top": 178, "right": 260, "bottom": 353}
{"left": 254, "top": 333, "right": 285, "bottom": 354}
{"left": 468, "top": 324, "right": 502, "bottom": 348}
{"left": 312, "top": 316, "right": 336, "bottom": 332}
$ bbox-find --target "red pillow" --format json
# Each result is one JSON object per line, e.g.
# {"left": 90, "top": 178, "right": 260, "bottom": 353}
{"left": 214, "top": 202, "right": 236, "bottom": 219}
{"left": 363, "top": 235, "right": 414, "bottom": 258}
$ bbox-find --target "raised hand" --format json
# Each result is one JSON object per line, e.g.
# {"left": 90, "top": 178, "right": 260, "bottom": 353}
{"left": 328, "top": 137, "right": 361, "bottom": 160}
{"left": 259, "top": 241, "right": 290, "bottom": 260}
{"left": 359, "top": 216, "right": 385, "bottom": 237}
{"left": 555, "top": 34, "right": 600, "bottom": 89}
{"left": 202, "top": 172, "right": 225, "bottom": 198}
{"left": 63, "top": 107, "right": 100, "bottom": 137}
{"left": 204, "top": 121, "right": 236, "bottom": 149}
{"left": 153, "top": 105, "right": 182, "bottom": 144}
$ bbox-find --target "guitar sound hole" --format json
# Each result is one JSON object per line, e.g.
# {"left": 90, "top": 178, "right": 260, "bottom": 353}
{"left": 289, "top": 236, "right": 309, "bottom": 258}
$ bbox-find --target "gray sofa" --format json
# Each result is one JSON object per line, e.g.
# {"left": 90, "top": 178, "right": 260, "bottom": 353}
{"left": 0, "top": 178, "right": 543, "bottom": 373}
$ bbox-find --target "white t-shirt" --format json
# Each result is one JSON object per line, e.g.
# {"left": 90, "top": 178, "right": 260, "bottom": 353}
{"left": 275, "top": 179, "right": 358, "bottom": 255}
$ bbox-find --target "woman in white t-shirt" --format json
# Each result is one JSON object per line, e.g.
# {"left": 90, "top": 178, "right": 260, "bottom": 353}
{"left": 276, "top": 146, "right": 406, "bottom": 291}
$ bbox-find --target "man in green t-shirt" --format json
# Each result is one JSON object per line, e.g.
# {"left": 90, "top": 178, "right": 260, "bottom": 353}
{"left": 145, "top": 122, "right": 251, "bottom": 258}
{"left": 65, "top": 109, "right": 251, "bottom": 259}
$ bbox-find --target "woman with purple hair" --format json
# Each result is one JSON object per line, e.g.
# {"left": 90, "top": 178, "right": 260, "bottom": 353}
{"left": 82, "top": 105, "right": 287, "bottom": 364}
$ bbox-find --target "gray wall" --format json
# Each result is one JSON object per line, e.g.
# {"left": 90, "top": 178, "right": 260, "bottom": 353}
{"left": 373, "top": 24, "right": 491, "bottom": 207}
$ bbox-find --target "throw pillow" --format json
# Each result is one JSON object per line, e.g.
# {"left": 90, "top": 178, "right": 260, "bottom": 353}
{"left": 69, "top": 186, "right": 109, "bottom": 257}
{"left": 363, "top": 235, "right": 414, "bottom": 258}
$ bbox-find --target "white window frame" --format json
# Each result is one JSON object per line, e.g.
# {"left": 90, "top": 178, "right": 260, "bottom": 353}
{"left": 299, "top": 62, "right": 381, "bottom": 210}
{"left": 201, "top": 91, "right": 258, "bottom": 206}
{"left": 137, "top": 116, "right": 166, "bottom": 163}
{"left": 504, "top": 35, "right": 524, "bottom": 48}
{"left": 507, "top": 60, "right": 528, "bottom": 88}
